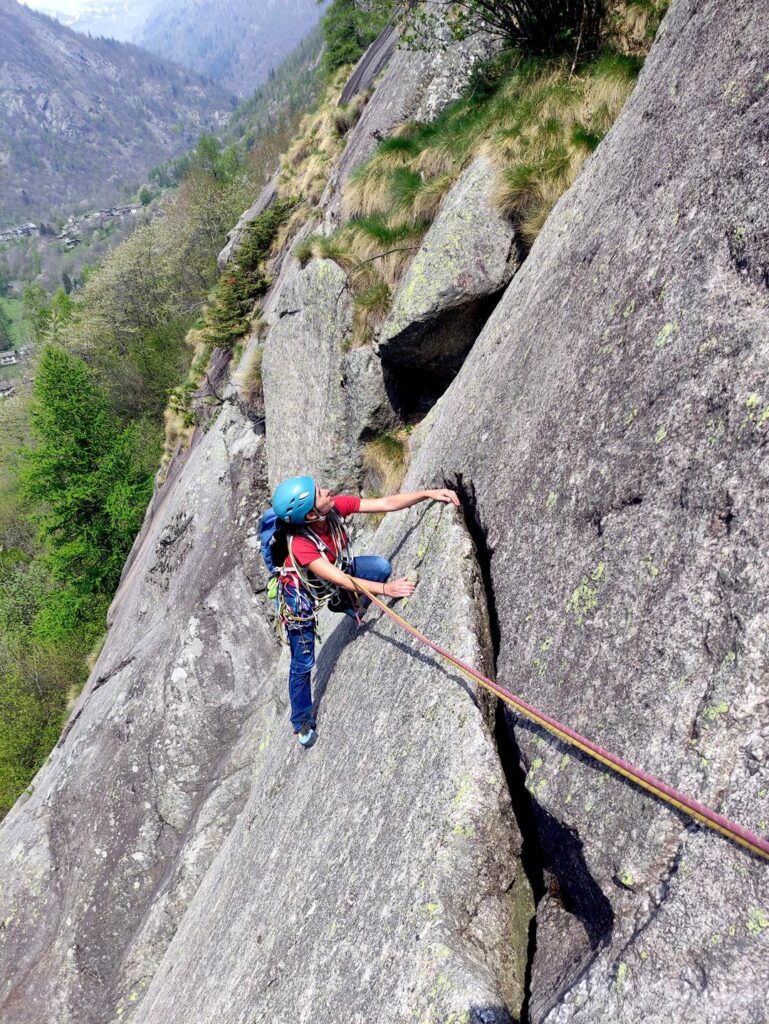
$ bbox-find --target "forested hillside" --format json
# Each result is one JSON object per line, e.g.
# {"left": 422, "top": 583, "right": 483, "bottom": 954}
{"left": 0, "top": 0, "right": 235, "bottom": 227}
{"left": 138, "top": 0, "right": 326, "bottom": 97}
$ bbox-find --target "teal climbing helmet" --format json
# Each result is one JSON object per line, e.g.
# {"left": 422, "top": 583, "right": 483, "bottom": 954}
{"left": 272, "top": 475, "right": 316, "bottom": 524}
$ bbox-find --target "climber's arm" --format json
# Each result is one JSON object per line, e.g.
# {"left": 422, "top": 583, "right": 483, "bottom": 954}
{"left": 358, "top": 489, "right": 460, "bottom": 513}
{"left": 307, "top": 559, "right": 415, "bottom": 598}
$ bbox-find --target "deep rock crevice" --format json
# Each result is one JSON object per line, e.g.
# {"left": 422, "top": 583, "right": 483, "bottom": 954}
{"left": 454, "top": 472, "right": 616, "bottom": 1022}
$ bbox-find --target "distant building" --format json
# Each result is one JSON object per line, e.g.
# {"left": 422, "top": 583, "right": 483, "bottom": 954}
{"left": 0, "top": 381, "right": 16, "bottom": 399}
{"left": 0, "top": 352, "right": 18, "bottom": 366}
{"left": 0, "top": 223, "right": 41, "bottom": 243}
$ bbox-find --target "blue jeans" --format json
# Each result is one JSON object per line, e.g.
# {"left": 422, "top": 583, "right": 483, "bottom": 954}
{"left": 285, "top": 555, "right": 391, "bottom": 732}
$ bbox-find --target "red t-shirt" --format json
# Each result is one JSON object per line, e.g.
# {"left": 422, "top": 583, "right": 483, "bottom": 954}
{"left": 283, "top": 495, "right": 360, "bottom": 573}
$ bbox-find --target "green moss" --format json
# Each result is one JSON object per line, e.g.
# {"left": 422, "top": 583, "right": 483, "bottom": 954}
{"left": 545, "top": 490, "right": 557, "bottom": 510}
{"left": 566, "top": 562, "right": 605, "bottom": 624}
{"left": 746, "top": 907, "right": 769, "bottom": 935}
{"left": 654, "top": 424, "right": 668, "bottom": 444}
{"left": 653, "top": 322, "right": 678, "bottom": 349}
{"left": 622, "top": 298, "right": 635, "bottom": 318}
{"left": 703, "top": 701, "right": 729, "bottom": 721}
{"left": 615, "top": 961, "right": 628, "bottom": 991}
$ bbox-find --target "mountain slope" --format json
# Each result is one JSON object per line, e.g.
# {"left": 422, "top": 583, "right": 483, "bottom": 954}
{"left": 1, "top": 3, "right": 767, "bottom": 1024}
{"left": 137, "top": 0, "right": 325, "bottom": 98}
{"left": 0, "top": 0, "right": 235, "bottom": 227}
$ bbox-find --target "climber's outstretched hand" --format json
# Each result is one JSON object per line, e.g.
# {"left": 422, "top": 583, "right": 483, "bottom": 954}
{"left": 427, "top": 488, "right": 460, "bottom": 506}
{"left": 385, "top": 577, "right": 417, "bottom": 598}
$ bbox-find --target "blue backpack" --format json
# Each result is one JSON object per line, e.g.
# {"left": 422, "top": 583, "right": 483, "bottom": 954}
{"left": 259, "top": 507, "right": 289, "bottom": 577}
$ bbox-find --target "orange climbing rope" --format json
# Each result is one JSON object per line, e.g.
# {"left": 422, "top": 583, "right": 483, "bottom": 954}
{"left": 352, "top": 579, "right": 769, "bottom": 862}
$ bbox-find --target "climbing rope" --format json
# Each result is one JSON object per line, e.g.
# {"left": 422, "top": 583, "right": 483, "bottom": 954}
{"left": 351, "top": 578, "right": 769, "bottom": 862}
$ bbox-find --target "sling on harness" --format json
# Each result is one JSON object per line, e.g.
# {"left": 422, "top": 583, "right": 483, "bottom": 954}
{"left": 271, "top": 509, "right": 359, "bottom": 640}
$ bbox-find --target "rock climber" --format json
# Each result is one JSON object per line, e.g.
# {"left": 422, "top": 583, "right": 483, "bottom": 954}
{"left": 270, "top": 475, "right": 460, "bottom": 748}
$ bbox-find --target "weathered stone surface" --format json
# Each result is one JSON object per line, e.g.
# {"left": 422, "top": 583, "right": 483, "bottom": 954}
{"left": 2, "top": 4, "right": 767, "bottom": 1024}
{"left": 261, "top": 257, "right": 398, "bottom": 490}
{"left": 338, "top": 23, "right": 400, "bottom": 106}
{"left": 0, "top": 405, "right": 279, "bottom": 1024}
{"left": 379, "top": 155, "right": 519, "bottom": 374}
{"left": 403, "top": 1, "right": 769, "bottom": 1020}
{"left": 324, "top": 31, "right": 497, "bottom": 222}
{"left": 216, "top": 172, "right": 278, "bottom": 269}
{"left": 131, "top": 501, "right": 530, "bottom": 1024}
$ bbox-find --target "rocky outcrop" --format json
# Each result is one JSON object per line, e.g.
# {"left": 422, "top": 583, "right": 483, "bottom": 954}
{"left": 404, "top": 1, "right": 769, "bottom": 1019}
{"left": 132, "top": 502, "right": 530, "bottom": 1024}
{"left": 217, "top": 172, "right": 279, "bottom": 270}
{"left": 261, "top": 257, "right": 398, "bottom": 491}
{"left": 378, "top": 155, "right": 519, "bottom": 378}
{"left": 323, "top": 29, "right": 497, "bottom": 221}
{"left": 338, "top": 23, "right": 400, "bottom": 106}
{"left": 0, "top": 405, "right": 277, "bottom": 1023}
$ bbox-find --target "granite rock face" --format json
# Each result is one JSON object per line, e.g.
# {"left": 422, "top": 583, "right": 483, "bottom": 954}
{"left": 338, "top": 23, "right": 400, "bottom": 106}
{"left": 217, "top": 172, "right": 279, "bottom": 270}
{"left": 261, "top": 257, "right": 398, "bottom": 491}
{"left": 379, "top": 155, "right": 519, "bottom": 377}
{"left": 324, "top": 29, "right": 497, "bottom": 222}
{"left": 132, "top": 502, "right": 530, "bottom": 1024}
{"left": 404, "top": 1, "right": 769, "bottom": 1019}
{"left": 1, "top": 2, "right": 768, "bottom": 1023}
{"left": 0, "top": 405, "right": 278, "bottom": 1024}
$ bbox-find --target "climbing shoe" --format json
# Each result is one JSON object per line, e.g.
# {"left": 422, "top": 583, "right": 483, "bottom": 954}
{"left": 296, "top": 720, "right": 317, "bottom": 748}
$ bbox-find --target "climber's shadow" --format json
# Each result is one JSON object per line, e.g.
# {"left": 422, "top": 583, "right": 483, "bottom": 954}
{"left": 311, "top": 612, "right": 359, "bottom": 717}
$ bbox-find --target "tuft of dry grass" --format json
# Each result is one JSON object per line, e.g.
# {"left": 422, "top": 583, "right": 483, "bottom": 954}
{"left": 158, "top": 332, "right": 210, "bottom": 477}
{"left": 334, "top": 90, "right": 370, "bottom": 136}
{"left": 232, "top": 343, "right": 264, "bottom": 407}
{"left": 484, "top": 61, "right": 636, "bottom": 243}
{"left": 351, "top": 273, "right": 391, "bottom": 347}
{"left": 363, "top": 430, "right": 410, "bottom": 496}
{"left": 607, "top": 0, "right": 669, "bottom": 54}
{"left": 272, "top": 203, "right": 321, "bottom": 255}
{"left": 277, "top": 69, "right": 354, "bottom": 206}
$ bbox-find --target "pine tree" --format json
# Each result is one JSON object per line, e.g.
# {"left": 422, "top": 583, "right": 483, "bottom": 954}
{"left": 0, "top": 305, "right": 12, "bottom": 352}
{"left": 22, "top": 347, "right": 158, "bottom": 638}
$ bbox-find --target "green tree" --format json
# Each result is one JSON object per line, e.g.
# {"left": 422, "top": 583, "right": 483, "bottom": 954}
{"left": 22, "top": 347, "right": 159, "bottom": 640}
{"left": 47, "top": 287, "right": 75, "bottom": 345}
{"left": 21, "top": 283, "right": 51, "bottom": 343}
{"left": 202, "top": 198, "right": 297, "bottom": 349}
{"left": 0, "top": 304, "right": 12, "bottom": 351}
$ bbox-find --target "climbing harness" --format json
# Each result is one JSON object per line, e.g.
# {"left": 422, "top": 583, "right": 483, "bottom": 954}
{"left": 351, "top": 578, "right": 769, "bottom": 862}
{"left": 274, "top": 510, "right": 358, "bottom": 639}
